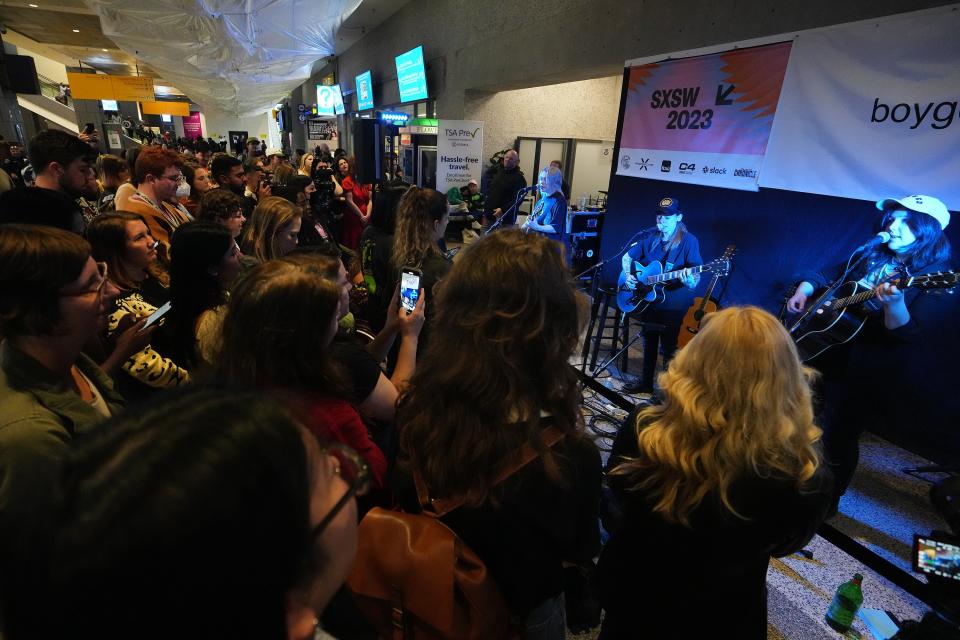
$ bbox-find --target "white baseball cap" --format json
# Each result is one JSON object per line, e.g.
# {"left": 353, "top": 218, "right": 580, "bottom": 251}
{"left": 876, "top": 195, "right": 950, "bottom": 230}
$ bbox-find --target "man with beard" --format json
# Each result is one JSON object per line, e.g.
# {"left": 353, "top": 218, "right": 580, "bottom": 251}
{"left": 0, "top": 130, "right": 96, "bottom": 233}
{"left": 210, "top": 153, "right": 246, "bottom": 197}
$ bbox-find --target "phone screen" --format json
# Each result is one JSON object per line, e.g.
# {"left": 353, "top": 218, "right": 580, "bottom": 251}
{"left": 400, "top": 270, "right": 421, "bottom": 313}
{"left": 914, "top": 535, "right": 960, "bottom": 581}
{"left": 139, "top": 301, "right": 172, "bottom": 332}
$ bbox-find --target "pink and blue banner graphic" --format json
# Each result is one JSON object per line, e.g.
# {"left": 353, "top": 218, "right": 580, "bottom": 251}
{"left": 617, "top": 42, "right": 791, "bottom": 191}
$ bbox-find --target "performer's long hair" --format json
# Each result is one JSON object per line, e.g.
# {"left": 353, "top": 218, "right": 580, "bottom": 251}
{"left": 611, "top": 306, "right": 823, "bottom": 526}
{"left": 396, "top": 231, "right": 585, "bottom": 506}
{"left": 867, "top": 208, "right": 951, "bottom": 271}
{"left": 664, "top": 221, "right": 688, "bottom": 252}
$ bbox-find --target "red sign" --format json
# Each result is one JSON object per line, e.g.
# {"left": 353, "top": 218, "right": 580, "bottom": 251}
{"left": 183, "top": 111, "right": 203, "bottom": 141}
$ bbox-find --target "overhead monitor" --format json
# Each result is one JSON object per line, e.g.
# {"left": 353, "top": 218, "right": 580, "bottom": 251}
{"left": 161, "top": 114, "right": 172, "bottom": 123}
{"left": 395, "top": 45, "right": 428, "bottom": 103}
{"left": 316, "top": 83, "right": 346, "bottom": 116}
{"left": 355, "top": 70, "right": 374, "bottom": 111}
{"left": 101, "top": 99, "right": 119, "bottom": 111}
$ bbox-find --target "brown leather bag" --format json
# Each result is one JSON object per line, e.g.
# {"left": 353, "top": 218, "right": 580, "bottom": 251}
{"left": 346, "top": 426, "right": 563, "bottom": 639}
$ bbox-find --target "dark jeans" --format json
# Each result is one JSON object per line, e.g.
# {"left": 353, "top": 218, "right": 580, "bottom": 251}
{"left": 635, "top": 309, "right": 684, "bottom": 388}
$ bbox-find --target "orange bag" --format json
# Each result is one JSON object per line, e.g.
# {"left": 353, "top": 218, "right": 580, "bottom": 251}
{"left": 346, "top": 427, "right": 563, "bottom": 639}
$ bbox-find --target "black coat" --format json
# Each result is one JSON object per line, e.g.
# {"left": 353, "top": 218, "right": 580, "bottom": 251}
{"left": 599, "top": 412, "right": 832, "bottom": 639}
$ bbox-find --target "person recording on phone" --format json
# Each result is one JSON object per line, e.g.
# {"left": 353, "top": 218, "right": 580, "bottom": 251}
{"left": 521, "top": 165, "right": 567, "bottom": 244}
{"left": 391, "top": 187, "right": 452, "bottom": 358}
{"left": 785, "top": 194, "right": 955, "bottom": 503}
{"left": 483, "top": 149, "right": 526, "bottom": 227}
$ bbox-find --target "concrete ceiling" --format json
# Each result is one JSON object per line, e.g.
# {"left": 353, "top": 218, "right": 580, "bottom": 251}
{"left": 0, "top": 0, "right": 411, "bottom": 111}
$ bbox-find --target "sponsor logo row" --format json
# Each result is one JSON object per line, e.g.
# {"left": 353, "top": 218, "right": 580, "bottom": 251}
{"left": 621, "top": 155, "right": 758, "bottom": 179}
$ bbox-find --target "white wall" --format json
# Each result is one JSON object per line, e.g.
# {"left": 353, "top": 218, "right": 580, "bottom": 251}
{"left": 464, "top": 75, "right": 623, "bottom": 163}
{"left": 12, "top": 46, "right": 69, "bottom": 84}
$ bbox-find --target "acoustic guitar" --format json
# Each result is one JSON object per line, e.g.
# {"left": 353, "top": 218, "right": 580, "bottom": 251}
{"left": 616, "top": 254, "right": 732, "bottom": 314}
{"left": 677, "top": 245, "right": 736, "bottom": 349}
{"left": 789, "top": 270, "right": 959, "bottom": 362}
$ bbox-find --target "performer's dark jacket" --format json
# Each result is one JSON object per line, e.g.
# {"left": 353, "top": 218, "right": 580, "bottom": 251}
{"left": 797, "top": 254, "right": 959, "bottom": 464}
{"left": 624, "top": 230, "right": 702, "bottom": 312}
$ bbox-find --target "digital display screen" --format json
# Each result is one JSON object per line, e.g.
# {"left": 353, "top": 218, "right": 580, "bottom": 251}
{"left": 395, "top": 45, "right": 428, "bottom": 103}
{"left": 914, "top": 536, "right": 960, "bottom": 581}
{"left": 160, "top": 114, "right": 172, "bottom": 122}
{"left": 400, "top": 271, "right": 420, "bottom": 312}
{"left": 316, "top": 84, "right": 346, "bottom": 117}
{"left": 101, "top": 99, "right": 119, "bottom": 111}
{"left": 355, "top": 70, "right": 373, "bottom": 111}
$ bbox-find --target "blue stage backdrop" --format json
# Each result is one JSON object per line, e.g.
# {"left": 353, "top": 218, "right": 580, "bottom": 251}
{"left": 597, "top": 66, "right": 960, "bottom": 464}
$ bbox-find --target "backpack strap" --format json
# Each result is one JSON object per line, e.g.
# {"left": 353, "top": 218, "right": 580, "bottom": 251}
{"left": 415, "top": 425, "right": 565, "bottom": 517}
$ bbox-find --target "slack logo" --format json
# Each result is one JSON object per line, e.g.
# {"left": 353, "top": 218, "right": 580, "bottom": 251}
{"left": 871, "top": 98, "right": 957, "bottom": 130}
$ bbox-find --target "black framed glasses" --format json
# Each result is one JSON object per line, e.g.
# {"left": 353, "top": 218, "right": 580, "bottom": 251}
{"left": 61, "top": 261, "right": 109, "bottom": 297}
{"left": 310, "top": 443, "right": 370, "bottom": 538}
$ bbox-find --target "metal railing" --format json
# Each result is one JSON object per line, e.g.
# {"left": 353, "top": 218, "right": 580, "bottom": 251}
{"left": 37, "top": 73, "right": 73, "bottom": 108}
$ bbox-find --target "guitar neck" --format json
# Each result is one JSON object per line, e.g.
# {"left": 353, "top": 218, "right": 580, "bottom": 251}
{"left": 832, "top": 276, "right": 909, "bottom": 310}
{"left": 650, "top": 263, "right": 710, "bottom": 284}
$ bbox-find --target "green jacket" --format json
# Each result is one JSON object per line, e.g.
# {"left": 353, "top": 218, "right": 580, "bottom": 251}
{"left": 0, "top": 341, "right": 124, "bottom": 529}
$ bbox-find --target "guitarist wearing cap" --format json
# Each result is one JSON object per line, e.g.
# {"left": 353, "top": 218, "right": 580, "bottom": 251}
{"left": 786, "top": 194, "right": 956, "bottom": 501}
{"left": 619, "top": 197, "right": 702, "bottom": 395}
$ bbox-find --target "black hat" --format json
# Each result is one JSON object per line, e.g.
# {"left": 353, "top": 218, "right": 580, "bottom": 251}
{"left": 656, "top": 197, "right": 682, "bottom": 216}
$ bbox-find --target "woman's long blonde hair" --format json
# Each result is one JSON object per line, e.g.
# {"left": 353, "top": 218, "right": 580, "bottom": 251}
{"left": 612, "top": 306, "right": 822, "bottom": 526}
{"left": 240, "top": 196, "right": 300, "bottom": 262}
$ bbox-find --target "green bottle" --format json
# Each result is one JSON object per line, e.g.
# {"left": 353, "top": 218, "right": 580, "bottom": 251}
{"left": 825, "top": 573, "right": 864, "bottom": 632}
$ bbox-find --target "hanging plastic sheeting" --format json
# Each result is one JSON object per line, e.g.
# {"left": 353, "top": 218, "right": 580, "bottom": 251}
{"left": 83, "top": 0, "right": 363, "bottom": 117}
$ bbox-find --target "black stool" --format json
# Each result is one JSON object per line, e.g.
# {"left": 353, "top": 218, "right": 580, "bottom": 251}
{"left": 580, "top": 285, "right": 631, "bottom": 375}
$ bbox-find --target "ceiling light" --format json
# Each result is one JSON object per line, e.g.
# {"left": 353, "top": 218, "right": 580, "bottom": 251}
{"left": 72, "top": 28, "right": 80, "bottom": 32}
{"left": 28, "top": 3, "right": 39, "bottom": 7}
{"left": 102, "top": 48, "right": 108, "bottom": 52}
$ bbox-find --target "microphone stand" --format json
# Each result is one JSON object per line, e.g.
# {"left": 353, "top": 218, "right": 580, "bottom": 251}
{"left": 485, "top": 187, "right": 533, "bottom": 236}
{"left": 577, "top": 226, "right": 659, "bottom": 373}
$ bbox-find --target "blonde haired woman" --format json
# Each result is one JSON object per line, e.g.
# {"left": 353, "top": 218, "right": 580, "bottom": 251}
{"left": 598, "top": 306, "right": 832, "bottom": 640}
{"left": 298, "top": 152, "right": 314, "bottom": 177}
{"left": 240, "top": 195, "right": 302, "bottom": 263}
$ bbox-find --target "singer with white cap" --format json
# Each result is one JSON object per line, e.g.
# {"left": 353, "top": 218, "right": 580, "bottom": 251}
{"left": 787, "top": 194, "right": 954, "bottom": 503}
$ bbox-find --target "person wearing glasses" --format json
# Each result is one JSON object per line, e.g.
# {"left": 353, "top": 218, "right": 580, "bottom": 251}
{"left": 197, "top": 188, "right": 246, "bottom": 239}
{"left": 0, "top": 225, "right": 126, "bottom": 541}
{"left": 1, "top": 389, "right": 364, "bottom": 640}
{"left": 123, "top": 147, "right": 193, "bottom": 265}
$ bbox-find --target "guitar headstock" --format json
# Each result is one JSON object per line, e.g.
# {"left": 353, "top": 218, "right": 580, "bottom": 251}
{"left": 707, "top": 245, "right": 737, "bottom": 277}
{"left": 913, "top": 270, "right": 960, "bottom": 290}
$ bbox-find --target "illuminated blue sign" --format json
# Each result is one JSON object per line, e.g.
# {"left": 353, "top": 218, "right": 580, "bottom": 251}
{"left": 355, "top": 70, "right": 374, "bottom": 111}
{"left": 395, "top": 45, "right": 428, "bottom": 103}
{"left": 379, "top": 111, "right": 409, "bottom": 124}
{"left": 316, "top": 84, "right": 346, "bottom": 116}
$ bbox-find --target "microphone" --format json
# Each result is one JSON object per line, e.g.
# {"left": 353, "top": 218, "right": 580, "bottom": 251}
{"left": 627, "top": 226, "right": 660, "bottom": 248}
{"left": 516, "top": 185, "right": 538, "bottom": 195}
{"left": 856, "top": 231, "right": 891, "bottom": 251}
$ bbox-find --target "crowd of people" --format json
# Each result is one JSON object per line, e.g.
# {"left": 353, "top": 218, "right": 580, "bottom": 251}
{"left": 0, "top": 128, "right": 835, "bottom": 639}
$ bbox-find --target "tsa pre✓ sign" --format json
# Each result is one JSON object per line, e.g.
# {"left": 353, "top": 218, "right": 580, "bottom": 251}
{"left": 616, "top": 42, "right": 791, "bottom": 191}
{"left": 436, "top": 120, "right": 483, "bottom": 196}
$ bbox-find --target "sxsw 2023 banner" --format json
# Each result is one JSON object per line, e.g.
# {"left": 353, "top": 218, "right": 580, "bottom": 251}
{"left": 616, "top": 42, "right": 791, "bottom": 191}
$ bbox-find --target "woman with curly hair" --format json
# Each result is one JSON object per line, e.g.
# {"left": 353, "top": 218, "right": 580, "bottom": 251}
{"left": 393, "top": 230, "right": 601, "bottom": 637}
{"left": 599, "top": 306, "right": 832, "bottom": 639}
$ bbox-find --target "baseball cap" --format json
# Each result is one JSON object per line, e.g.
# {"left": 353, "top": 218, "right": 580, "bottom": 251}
{"left": 656, "top": 197, "right": 682, "bottom": 216}
{"left": 468, "top": 179, "right": 478, "bottom": 186}
{"left": 876, "top": 195, "right": 950, "bottom": 230}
